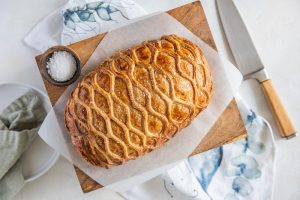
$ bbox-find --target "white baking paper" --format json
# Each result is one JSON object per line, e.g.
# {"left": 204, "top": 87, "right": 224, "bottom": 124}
{"left": 38, "top": 13, "right": 242, "bottom": 190}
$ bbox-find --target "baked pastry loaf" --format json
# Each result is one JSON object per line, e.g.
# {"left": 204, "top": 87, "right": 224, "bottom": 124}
{"left": 65, "top": 34, "right": 213, "bottom": 168}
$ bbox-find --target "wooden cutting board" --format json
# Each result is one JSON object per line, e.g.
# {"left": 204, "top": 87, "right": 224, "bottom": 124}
{"left": 35, "top": 1, "right": 246, "bottom": 193}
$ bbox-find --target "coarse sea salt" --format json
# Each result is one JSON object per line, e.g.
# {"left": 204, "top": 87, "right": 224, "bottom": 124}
{"left": 46, "top": 51, "right": 77, "bottom": 82}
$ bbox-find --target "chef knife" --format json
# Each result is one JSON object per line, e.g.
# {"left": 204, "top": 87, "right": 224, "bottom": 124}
{"left": 216, "top": 0, "right": 296, "bottom": 138}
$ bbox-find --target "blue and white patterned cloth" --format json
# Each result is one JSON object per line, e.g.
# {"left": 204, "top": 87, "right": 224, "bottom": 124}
{"left": 121, "top": 98, "right": 275, "bottom": 200}
{"left": 24, "top": 0, "right": 146, "bottom": 51}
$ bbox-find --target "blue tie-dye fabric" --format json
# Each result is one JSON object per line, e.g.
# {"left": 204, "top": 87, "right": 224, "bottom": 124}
{"left": 188, "top": 147, "right": 223, "bottom": 197}
{"left": 185, "top": 100, "right": 274, "bottom": 200}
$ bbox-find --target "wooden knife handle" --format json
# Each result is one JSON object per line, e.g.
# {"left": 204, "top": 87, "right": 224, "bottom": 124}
{"left": 260, "top": 79, "right": 297, "bottom": 138}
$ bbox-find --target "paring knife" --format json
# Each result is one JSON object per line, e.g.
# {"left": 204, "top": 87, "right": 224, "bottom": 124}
{"left": 217, "top": 0, "right": 296, "bottom": 139}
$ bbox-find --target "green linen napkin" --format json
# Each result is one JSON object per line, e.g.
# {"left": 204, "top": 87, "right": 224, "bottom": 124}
{"left": 0, "top": 91, "right": 46, "bottom": 200}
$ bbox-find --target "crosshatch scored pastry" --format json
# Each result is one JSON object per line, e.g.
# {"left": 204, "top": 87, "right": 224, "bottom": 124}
{"left": 64, "top": 34, "right": 213, "bottom": 168}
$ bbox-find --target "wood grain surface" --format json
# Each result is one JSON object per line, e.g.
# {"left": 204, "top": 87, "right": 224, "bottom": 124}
{"left": 261, "top": 79, "right": 296, "bottom": 138}
{"left": 35, "top": 1, "right": 247, "bottom": 193}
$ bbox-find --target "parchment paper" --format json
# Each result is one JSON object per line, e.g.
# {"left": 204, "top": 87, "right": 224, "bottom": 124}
{"left": 38, "top": 13, "right": 242, "bottom": 189}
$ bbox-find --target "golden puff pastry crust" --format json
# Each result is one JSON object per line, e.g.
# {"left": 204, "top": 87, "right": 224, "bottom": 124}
{"left": 64, "top": 34, "right": 213, "bottom": 168}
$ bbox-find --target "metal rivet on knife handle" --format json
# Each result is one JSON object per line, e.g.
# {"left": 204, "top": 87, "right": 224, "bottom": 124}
{"left": 260, "top": 79, "right": 297, "bottom": 139}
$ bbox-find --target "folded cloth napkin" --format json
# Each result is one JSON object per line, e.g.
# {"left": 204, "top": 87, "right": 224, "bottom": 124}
{"left": 24, "top": 0, "right": 147, "bottom": 52}
{"left": 0, "top": 91, "right": 47, "bottom": 200}
{"left": 120, "top": 98, "right": 276, "bottom": 200}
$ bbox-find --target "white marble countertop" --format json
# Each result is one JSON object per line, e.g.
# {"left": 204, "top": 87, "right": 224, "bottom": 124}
{"left": 1, "top": 0, "right": 300, "bottom": 199}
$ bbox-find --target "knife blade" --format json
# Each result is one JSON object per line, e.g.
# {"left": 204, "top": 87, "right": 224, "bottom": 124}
{"left": 217, "top": 0, "right": 296, "bottom": 138}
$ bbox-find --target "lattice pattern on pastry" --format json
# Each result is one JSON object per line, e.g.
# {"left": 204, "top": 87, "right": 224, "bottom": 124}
{"left": 65, "top": 34, "right": 213, "bottom": 168}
